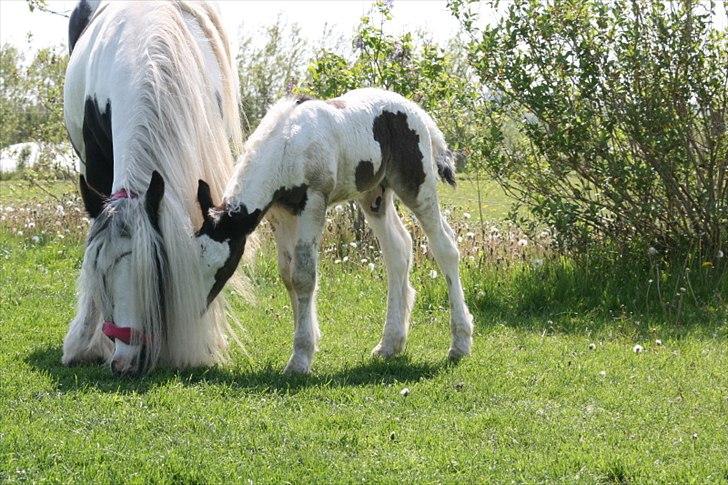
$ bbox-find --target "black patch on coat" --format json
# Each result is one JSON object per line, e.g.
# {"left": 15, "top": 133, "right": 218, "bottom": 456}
{"left": 355, "top": 160, "right": 386, "bottom": 192}
{"left": 295, "top": 96, "right": 313, "bottom": 105}
{"left": 144, "top": 171, "right": 165, "bottom": 233}
{"left": 273, "top": 184, "right": 309, "bottom": 215}
{"left": 79, "top": 174, "right": 105, "bottom": 219}
{"left": 82, "top": 96, "right": 114, "bottom": 196}
{"left": 372, "top": 110, "right": 425, "bottom": 202}
{"left": 68, "top": 0, "right": 92, "bottom": 54}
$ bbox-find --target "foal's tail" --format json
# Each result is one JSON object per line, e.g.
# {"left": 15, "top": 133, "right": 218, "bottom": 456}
{"left": 422, "top": 112, "right": 457, "bottom": 187}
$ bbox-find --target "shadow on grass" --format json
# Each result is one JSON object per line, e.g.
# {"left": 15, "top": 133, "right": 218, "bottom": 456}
{"left": 26, "top": 345, "right": 452, "bottom": 395}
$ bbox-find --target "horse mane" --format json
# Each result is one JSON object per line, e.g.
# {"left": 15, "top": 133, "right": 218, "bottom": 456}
{"left": 111, "top": 2, "right": 247, "bottom": 369}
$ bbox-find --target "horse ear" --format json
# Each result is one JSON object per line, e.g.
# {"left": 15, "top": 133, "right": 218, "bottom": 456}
{"left": 79, "top": 175, "right": 105, "bottom": 218}
{"left": 145, "top": 170, "right": 165, "bottom": 230}
{"left": 197, "top": 179, "right": 214, "bottom": 224}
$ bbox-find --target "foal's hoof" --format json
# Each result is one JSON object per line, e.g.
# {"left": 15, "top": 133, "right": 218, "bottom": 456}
{"left": 283, "top": 358, "right": 312, "bottom": 375}
{"left": 447, "top": 346, "right": 470, "bottom": 361}
{"left": 371, "top": 342, "right": 404, "bottom": 359}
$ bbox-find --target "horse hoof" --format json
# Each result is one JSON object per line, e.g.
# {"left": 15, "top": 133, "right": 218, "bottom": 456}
{"left": 371, "top": 343, "right": 403, "bottom": 359}
{"left": 283, "top": 359, "right": 311, "bottom": 375}
{"left": 447, "top": 346, "right": 470, "bottom": 361}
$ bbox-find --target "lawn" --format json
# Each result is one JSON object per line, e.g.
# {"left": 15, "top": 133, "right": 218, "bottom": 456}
{"left": 1, "top": 177, "right": 727, "bottom": 482}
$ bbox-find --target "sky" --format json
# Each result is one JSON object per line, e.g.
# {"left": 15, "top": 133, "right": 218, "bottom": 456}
{"left": 0, "top": 0, "right": 495, "bottom": 57}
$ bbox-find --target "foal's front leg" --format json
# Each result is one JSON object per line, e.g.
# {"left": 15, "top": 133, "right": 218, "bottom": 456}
{"left": 283, "top": 191, "right": 326, "bottom": 374}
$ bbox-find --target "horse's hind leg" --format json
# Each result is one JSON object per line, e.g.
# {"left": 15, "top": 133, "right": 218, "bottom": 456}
{"left": 400, "top": 185, "right": 473, "bottom": 359}
{"left": 62, "top": 266, "right": 113, "bottom": 365}
{"left": 283, "top": 191, "right": 327, "bottom": 374}
{"left": 359, "top": 188, "right": 415, "bottom": 358}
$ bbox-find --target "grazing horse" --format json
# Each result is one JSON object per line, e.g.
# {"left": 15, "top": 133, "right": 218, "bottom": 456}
{"left": 196, "top": 88, "right": 474, "bottom": 374}
{"left": 62, "top": 0, "right": 244, "bottom": 375}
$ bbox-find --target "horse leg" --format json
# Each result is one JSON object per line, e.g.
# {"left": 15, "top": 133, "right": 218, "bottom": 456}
{"left": 62, "top": 268, "right": 113, "bottom": 365}
{"left": 269, "top": 208, "right": 299, "bottom": 323}
{"left": 401, "top": 185, "right": 473, "bottom": 359}
{"left": 359, "top": 188, "right": 415, "bottom": 358}
{"left": 283, "top": 191, "right": 326, "bottom": 374}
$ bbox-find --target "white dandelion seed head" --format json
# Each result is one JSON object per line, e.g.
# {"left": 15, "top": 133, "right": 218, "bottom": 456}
{"left": 31, "top": 236, "right": 40, "bottom": 244}
{"left": 518, "top": 238, "right": 528, "bottom": 247}
{"left": 342, "top": 256, "right": 349, "bottom": 262}
{"left": 349, "top": 242, "right": 358, "bottom": 249}
{"left": 463, "top": 212, "right": 471, "bottom": 219}
{"left": 717, "top": 250, "right": 724, "bottom": 259}
{"left": 588, "top": 343, "right": 596, "bottom": 350}
{"left": 648, "top": 247, "right": 658, "bottom": 256}
{"left": 368, "top": 262, "right": 375, "bottom": 271}
{"left": 599, "top": 370, "right": 607, "bottom": 377}
{"left": 655, "top": 339, "right": 662, "bottom": 346}
{"left": 429, "top": 270, "right": 438, "bottom": 279}
{"left": 400, "top": 387, "right": 410, "bottom": 397}
{"left": 633, "top": 344, "right": 644, "bottom": 353}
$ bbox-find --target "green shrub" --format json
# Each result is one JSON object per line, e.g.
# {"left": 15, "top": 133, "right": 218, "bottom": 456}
{"left": 452, "top": 0, "right": 727, "bottom": 257}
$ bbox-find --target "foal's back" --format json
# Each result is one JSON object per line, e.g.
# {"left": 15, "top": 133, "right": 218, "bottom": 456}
{"left": 279, "top": 88, "right": 436, "bottom": 206}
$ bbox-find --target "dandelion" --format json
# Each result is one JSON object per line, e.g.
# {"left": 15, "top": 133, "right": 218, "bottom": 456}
{"left": 463, "top": 212, "right": 471, "bottom": 220}
{"left": 31, "top": 236, "right": 40, "bottom": 244}
{"left": 588, "top": 343, "right": 596, "bottom": 351}
{"left": 368, "top": 262, "right": 375, "bottom": 271}
{"left": 476, "top": 290, "right": 486, "bottom": 299}
{"left": 334, "top": 259, "right": 342, "bottom": 264}
{"left": 702, "top": 261, "right": 714, "bottom": 269}
{"left": 349, "top": 242, "right": 357, "bottom": 249}
{"left": 648, "top": 247, "right": 658, "bottom": 256}
{"left": 360, "top": 258, "right": 368, "bottom": 264}
{"left": 633, "top": 344, "right": 644, "bottom": 353}
{"left": 334, "top": 204, "right": 344, "bottom": 213}
{"left": 599, "top": 370, "right": 607, "bottom": 377}
{"left": 400, "top": 387, "right": 410, "bottom": 397}
{"left": 532, "top": 258, "right": 544, "bottom": 269}
{"left": 517, "top": 238, "right": 528, "bottom": 247}
{"left": 466, "top": 231, "right": 475, "bottom": 239}
{"left": 457, "top": 236, "right": 463, "bottom": 243}
{"left": 55, "top": 205, "right": 65, "bottom": 215}
{"left": 717, "top": 250, "right": 724, "bottom": 259}
{"left": 429, "top": 269, "right": 438, "bottom": 279}
{"left": 342, "top": 256, "right": 349, "bottom": 262}
{"left": 655, "top": 339, "right": 662, "bottom": 346}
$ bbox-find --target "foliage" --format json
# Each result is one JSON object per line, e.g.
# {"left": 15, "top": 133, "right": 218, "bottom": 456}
{"left": 0, "top": 44, "right": 68, "bottom": 148}
{"left": 237, "top": 19, "right": 310, "bottom": 132}
{"left": 452, "top": 0, "right": 728, "bottom": 257}
{"left": 301, "top": 1, "right": 482, "bottom": 165}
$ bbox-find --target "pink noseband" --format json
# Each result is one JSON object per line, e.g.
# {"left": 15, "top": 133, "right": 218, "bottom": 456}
{"left": 102, "top": 321, "right": 144, "bottom": 346}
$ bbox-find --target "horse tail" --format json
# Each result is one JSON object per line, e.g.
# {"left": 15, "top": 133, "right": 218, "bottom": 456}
{"left": 422, "top": 112, "right": 457, "bottom": 187}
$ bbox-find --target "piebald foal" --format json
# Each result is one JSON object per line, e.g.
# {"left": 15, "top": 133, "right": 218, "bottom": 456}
{"left": 197, "top": 88, "right": 473, "bottom": 374}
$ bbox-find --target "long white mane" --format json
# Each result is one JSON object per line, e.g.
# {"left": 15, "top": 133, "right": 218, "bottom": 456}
{"left": 90, "top": 1, "right": 246, "bottom": 369}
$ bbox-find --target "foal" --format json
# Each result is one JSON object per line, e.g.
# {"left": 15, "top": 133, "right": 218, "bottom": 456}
{"left": 197, "top": 88, "right": 473, "bottom": 374}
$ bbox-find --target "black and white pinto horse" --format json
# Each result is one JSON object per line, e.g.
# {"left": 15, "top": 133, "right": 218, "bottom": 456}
{"left": 62, "top": 0, "right": 245, "bottom": 374}
{"left": 196, "top": 88, "right": 474, "bottom": 374}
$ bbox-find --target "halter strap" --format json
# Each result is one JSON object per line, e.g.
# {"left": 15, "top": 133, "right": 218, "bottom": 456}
{"left": 109, "top": 188, "right": 137, "bottom": 201}
{"left": 102, "top": 321, "right": 143, "bottom": 346}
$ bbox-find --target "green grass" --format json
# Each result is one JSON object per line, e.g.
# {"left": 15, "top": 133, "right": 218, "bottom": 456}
{"left": 2, "top": 229, "right": 727, "bottom": 482}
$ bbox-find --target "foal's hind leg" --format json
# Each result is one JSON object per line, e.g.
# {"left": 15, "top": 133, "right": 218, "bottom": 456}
{"left": 359, "top": 189, "right": 415, "bottom": 358}
{"left": 283, "top": 191, "right": 327, "bottom": 374}
{"left": 401, "top": 187, "right": 473, "bottom": 359}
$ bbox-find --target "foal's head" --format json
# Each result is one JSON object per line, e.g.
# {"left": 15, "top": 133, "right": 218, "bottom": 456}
{"left": 80, "top": 171, "right": 167, "bottom": 375}
{"left": 194, "top": 180, "right": 261, "bottom": 305}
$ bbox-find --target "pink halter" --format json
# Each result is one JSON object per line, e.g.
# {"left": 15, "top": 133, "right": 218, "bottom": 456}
{"left": 109, "top": 188, "right": 137, "bottom": 201}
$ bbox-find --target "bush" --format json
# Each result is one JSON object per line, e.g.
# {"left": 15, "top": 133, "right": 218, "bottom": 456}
{"left": 452, "top": 0, "right": 727, "bottom": 257}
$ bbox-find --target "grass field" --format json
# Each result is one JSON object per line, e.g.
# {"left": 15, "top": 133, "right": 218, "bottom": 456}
{"left": 1, "top": 177, "right": 727, "bottom": 482}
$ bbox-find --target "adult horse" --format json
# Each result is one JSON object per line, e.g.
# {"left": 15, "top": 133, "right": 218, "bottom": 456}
{"left": 195, "top": 88, "right": 474, "bottom": 374}
{"left": 62, "top": 0, "right": 244, "bottom": 375}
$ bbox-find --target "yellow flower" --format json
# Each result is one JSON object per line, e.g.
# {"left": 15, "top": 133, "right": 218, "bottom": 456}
{"left": 702, "top": 261, "right": 714, "bottom": 269}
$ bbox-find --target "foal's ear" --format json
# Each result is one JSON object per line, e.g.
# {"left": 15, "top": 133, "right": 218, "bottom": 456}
{"left": 79, "top": 175, "right": 105, "bottom": 219}
{"left": 197, "top": 179, "right": 214, "bottom": 224}
{"left": 145, "top": 170, "right": 165, "bottom": 230}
